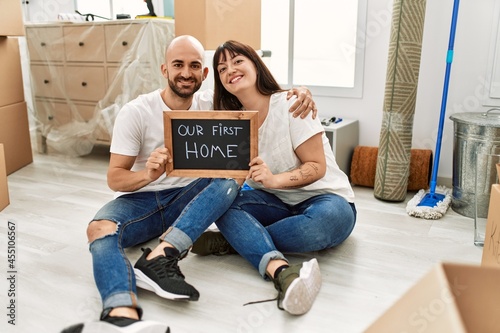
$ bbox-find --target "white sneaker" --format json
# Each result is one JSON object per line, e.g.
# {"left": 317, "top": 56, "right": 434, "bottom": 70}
{"left": 61, "top": 318, "right": 171, "bottom": 333}
{"left": 276, "top": 258, "right": 322, "bottom": 315}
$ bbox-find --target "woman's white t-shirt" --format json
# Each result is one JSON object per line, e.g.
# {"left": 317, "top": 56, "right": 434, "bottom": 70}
{"left": 110, "top": 88, "right": 213, "bottom": 197}
{"left": 245, "top": 92, "right": 355, "bottom": 205}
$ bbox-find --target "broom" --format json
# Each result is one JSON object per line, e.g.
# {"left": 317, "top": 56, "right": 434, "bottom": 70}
{"left": 406, "top": 0, "right": 460, "bottom": 219}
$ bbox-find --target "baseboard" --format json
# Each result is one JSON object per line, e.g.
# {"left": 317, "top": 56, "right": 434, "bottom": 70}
{"left": 437, "top": 176, "right": 452, "bottom": 189}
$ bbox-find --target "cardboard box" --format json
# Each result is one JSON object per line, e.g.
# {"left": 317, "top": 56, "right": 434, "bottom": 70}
{"left": 482, "top": 174, "right": 500, "bottom": 268}
{"left": 364, "top": 263, "right": 500, "bottom": 333}
{"left": 0, "top": 37, "right": 24, "bottom": 107}
{"left": 0, "top": 0, "right": 25, "bottom": 37}
{"left": 0, "top": 102, "right": 33, "bottom": 175}
{"left": 0, "top": 144, "right": 9, "bottom": 211}
{"left": 174, "top": 0, "right": 261, "bottom": 50}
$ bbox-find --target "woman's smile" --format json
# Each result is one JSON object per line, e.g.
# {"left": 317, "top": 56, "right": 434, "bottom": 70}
{"left": 230, "top": 75, "right": 243, "bottom": 84}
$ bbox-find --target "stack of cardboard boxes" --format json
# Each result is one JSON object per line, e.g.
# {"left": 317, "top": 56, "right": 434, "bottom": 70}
{"left": 0, "top": 0, "right": 33, "bottom": 211}
{"left": 481, "top": 164, "right": 500, "bottom": 269}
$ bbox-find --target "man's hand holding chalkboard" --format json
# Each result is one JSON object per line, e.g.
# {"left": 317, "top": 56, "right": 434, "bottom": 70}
{"left": 164, "top": 111, "right": 258, "bottom": 178}
{"left": 146, "top": 147, "right": 173, "bottom": 181}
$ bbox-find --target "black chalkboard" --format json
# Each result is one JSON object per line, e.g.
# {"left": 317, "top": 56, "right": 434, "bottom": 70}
{"left": 164, "top": 111, "right": 258, "bottom": 177}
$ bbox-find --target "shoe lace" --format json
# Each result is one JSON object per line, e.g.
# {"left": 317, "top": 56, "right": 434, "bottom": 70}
{"left": 242, "top": 276, "right": 285, "bottom": 310}
{"left": 209, "top": 238, "right": 231, "bottom": 255}
{"left": 147, "top": 249, "right": 188, "bottom": 279}
{"left": 243, "top": 266, "right": 300, "bottom": 310}
{"left": 243, "top": 294, "right": 282, "bottom": 310}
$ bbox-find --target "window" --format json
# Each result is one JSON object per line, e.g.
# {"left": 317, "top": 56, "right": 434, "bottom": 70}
{"left": 75, "top": 0, "right": 367, "bottom": 98}
{"left": 262, "top": 0, "right": 368, "bottom": 98}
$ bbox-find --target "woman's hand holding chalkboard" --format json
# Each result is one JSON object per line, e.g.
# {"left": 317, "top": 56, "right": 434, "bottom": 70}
{"left": 247, "top": 156, "right": 277, "bottom": 189}
{"left": 146, "top": 147, "right": 173, "bottom": 181}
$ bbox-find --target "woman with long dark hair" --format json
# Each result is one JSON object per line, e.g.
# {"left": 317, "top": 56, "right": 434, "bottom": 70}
{"left": 193, "top": 40, "right": 356, "bottom": 316}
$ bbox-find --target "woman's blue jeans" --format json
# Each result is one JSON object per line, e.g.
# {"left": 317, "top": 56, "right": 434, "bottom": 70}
{"left": 89, "top": 178, "right": 239, "bottom": 313}
{"left": 215, "top": 190, "right": 356, "bottom": 278}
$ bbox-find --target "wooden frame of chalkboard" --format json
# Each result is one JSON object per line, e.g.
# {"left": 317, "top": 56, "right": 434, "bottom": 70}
{"left": 163, "top": 111, "right": 258, "bottom": 178}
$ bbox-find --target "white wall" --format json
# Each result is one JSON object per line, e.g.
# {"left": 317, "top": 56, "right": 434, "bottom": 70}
{"left": 315, "top": 0, "right": 497, "bottom": 183}
{"left": 21, "top": 0, "right": 75, "bottom": 22}
{"left": 21, "top": 0, "right": 498, "bottom": 183}
{"left": 21, "top": 0, "right": 164, "bottom": 22}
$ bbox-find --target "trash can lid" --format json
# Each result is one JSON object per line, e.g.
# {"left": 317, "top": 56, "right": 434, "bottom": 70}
{"left": 449, "top": 109, "right": 500, "bottom": 127}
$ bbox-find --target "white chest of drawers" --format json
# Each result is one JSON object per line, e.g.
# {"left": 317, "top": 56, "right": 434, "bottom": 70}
{"left": 25, "top": 19, "right": 175, "bottom": 153}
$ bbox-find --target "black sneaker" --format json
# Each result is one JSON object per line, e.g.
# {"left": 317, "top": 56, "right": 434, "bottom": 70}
{"left": 273, "top": 259, "right": 322, "bottom": 315}
{"left": 61, "top": 316, "right": 171, "bottom": 333}
{"left": 134, "top": 247, "right": 199, "bottom": 301}
{"left": 191, "top": 231, "right": 237, "bottom": 256}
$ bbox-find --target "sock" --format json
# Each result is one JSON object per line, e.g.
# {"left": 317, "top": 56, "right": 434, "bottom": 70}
{"left": 163, "top": 246, "right": 180, "bottom": 257}
{"left": 273, "top": 265, "right": 289, "bottom": 280}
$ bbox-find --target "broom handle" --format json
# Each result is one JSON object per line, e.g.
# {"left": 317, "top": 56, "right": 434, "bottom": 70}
{"left": 430, "top": 0, "right": 460, "bottom": 194}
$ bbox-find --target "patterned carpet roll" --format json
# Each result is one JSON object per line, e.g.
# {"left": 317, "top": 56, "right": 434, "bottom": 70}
{"left": 374, "top": 0, "right": 427, "bottom": 202}
{"left": 351, "top": 146, "right": 432, "bottom": 191}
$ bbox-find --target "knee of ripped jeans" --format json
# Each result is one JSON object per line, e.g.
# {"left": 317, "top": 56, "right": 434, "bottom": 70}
{"left": 87, "top": 220, "right": 119, "bottom": 243}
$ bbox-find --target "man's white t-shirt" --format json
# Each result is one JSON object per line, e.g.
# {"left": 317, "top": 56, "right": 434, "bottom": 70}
{"left": 110, "top": 88, "right": 213, "bottom": 197}
{"left": 245, "top": 92, "right": 355, "bottom": 205}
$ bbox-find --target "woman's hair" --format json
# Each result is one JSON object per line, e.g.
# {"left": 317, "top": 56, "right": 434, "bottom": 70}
{"left": 212, "top": 40, "right": 284, "bottom": 110}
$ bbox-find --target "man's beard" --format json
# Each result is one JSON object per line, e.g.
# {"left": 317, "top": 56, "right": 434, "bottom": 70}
{"left": 168, "top": 78, "right": 202, "bottom": 98}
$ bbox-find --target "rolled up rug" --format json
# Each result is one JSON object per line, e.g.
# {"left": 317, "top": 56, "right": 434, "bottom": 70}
{"left": 374, "top": 0, "right": 427, "bottom": 202}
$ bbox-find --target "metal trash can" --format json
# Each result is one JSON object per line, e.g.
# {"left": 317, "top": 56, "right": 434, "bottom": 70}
{"left": 450, "top": 109, "right": 500, "bottom": 218}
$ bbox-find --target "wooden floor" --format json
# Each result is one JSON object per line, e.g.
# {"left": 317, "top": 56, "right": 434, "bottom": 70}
{"left": 0, "top": 146, "right": 483, "bottom": 333}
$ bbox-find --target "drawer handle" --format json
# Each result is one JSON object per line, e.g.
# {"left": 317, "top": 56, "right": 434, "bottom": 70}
{"left": 43, "top": 79, "right": 49, "bottom": 84}
{"left": 79, "top": 42, "right": 85, "bottom": 47}
{"left": 40, "top": 42, "right": 46, "bottom": 47}
{"left": 48, "top": 115, "right": 54, "bottom": 121}
{"left": 122, "top": 41, "right": 128, "bottom": 46}
{"left": 81, "top": 81, "right": 87, "bottom": 87}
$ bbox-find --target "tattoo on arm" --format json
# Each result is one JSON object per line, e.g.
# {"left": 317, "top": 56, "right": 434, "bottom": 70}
{"left": 300, "top": 167, "right": 314, "bottom": 181}
{"left": 309, "top": 163, "right": 319, "bottom": 174}
{"left": 284, "top": 163, "right": 320, "bottom": 189}
{"left": 300, "top": 163, "right": 319, "bottom": 180}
